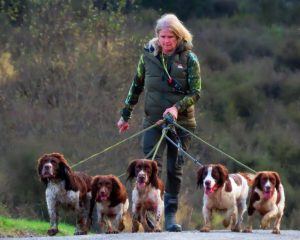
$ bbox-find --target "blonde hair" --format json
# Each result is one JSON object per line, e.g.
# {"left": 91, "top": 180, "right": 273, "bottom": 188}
{"left": 155, "top": 13, "right": 192, "bottom": 43}
{"left": 147, "top": 14, "right": 193, "bottom": 55}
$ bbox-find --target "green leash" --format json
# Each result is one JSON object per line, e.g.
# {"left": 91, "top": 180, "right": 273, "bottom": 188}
{"left": 173, "top": 121, "right": 257, "bottom": 174}
{"left": 71, "top": 122, "right": 159, "bottom": 169}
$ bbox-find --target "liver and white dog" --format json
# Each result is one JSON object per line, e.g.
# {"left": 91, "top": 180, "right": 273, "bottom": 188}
{"left": 197, "top": 164, "right": 251, "bottom": 232}
{"left": 243, "top": 171, "right": 285, "bottom": 234}
{"left": 90, "top": 175, "right": 129, "bottom": 234}
{"left": 37, "top": 152, "right": 92, "bottom": 236}
{"left": 127, "top": 159, "right": 164, "bottom": 232}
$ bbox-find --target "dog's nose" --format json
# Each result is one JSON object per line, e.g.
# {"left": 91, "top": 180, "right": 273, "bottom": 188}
{"left": 138, "top": 172, "right": 146, "bottom": 178}
{"left": 139, "top": 175, "right": 146, "bottom": 180}
{"left": 44, "top": 165, "right": 50, "bottom": 170}
{"left": 265, "top": 185, "right": 271, "bottom": 191}
{"left": 205, "top": 180, "right": 211, "bottom": 187}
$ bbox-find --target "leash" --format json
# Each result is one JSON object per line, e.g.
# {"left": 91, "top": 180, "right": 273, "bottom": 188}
{"left": 164, "top": 130, "right": 203, "bottom": 166}
{"left": 151, "top": 127, "right": 168, "bottom": 160}
{"left": 172, "top": 121, "right": 257, "bottom": 174}
{"left": 71, "top": 122, "right": 161, "bottom": 169}
{"left": 117, "top": 127, "right": 167, "bottom": 179}
{"left": 71, "top": 112, "right": 256, "bottom": 175}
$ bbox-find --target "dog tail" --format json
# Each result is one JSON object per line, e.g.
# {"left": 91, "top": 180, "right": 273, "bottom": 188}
{"left": 239, "top": 172, "right": 255, "bottom": 187}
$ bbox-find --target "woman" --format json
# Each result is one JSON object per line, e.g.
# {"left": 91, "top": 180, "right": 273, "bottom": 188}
{"left": 117, "top": 13, "right": 201, "bottom": 231}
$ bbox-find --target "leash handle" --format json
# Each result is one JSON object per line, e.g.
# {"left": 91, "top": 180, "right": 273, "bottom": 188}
{"left": 163, "top": 113, "right": 175, "bottom": 125}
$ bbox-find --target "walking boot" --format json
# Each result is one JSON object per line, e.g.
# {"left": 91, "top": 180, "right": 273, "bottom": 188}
{"left": 164, "top": 192, "right": 182, "bottom": 232}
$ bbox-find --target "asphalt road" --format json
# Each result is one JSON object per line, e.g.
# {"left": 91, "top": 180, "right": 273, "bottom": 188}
{"left": 6, "top": 230, "right": 300, "bottom": 240}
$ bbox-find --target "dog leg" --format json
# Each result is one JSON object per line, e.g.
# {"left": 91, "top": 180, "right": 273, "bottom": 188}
{"left": 272, "top": 216, "right": 281, "bottom": 234}
{"left": 46, "top": 196, "right": 59, "bottom": 236}
{"left": 261, "top": 208, "right": 278, "bottom": 229}
{"left": 272, "top": 212, "right": 283, "bottom": 234}
{"left": 132, "top": 213, "right": 140, "bottom": 232}
{"left": 75, "top": 209, "right": 88, "bottom": 235}
{"left": 100, "top": 215, "right": 114, "bottom": 234}
{"left": 221, "top": 205, "right": 236, "bottom": 230}
{"left": 75, "top": 200, "right": 90, "bottom": 235}
{"left": 141, "top": 209, "right": 153, "bottom": 232}
{"left": 243, "top": 214, "right": 254, "bottom": 233}
{"left": 110, "top": 213, "right": 122, "bottom": 234}
{"left": 154, "top": 211, "right": 162, "bottom": 232}
{"left": 200, "top": 206, "right": 212, "bottom": 232}
{"left": 118, "top": 216, "right": 125, "bottom": 232}
{"left": 232, "top": 199, "right": 247, "bottom": 232}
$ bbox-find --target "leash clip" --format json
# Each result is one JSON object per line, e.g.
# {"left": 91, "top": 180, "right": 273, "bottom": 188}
{"left": 164, "top": 113, "right": 175, "bottom": 125}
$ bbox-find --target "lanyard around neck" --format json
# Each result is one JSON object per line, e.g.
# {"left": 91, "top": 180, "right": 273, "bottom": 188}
{"left": 161, "top": 53, "right": 173, "bottom": 84}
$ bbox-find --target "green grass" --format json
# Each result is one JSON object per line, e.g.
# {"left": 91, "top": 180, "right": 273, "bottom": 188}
{"left": 0, "top": 215, "right": 75, "bottom": 237}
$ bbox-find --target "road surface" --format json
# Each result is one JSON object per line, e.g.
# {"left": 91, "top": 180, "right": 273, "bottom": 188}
{"left": 5, "top": 230, "right": 300, "bottom": 240}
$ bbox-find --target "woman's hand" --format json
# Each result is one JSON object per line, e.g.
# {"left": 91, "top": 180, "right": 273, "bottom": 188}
{"left": 117, "top": 117, "right": 129, "bottom": 133}
{"left": 163, "top": 106, "right": 178, "bottom": 120}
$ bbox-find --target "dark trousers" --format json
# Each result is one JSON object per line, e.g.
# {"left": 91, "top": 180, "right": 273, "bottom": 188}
{"left": 143, "top": 125, "right": 193, "bottom": 195}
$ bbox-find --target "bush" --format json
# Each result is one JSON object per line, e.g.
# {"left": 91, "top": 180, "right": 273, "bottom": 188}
{"left": 275, "top": 38, "right": 300, "bottom": 71}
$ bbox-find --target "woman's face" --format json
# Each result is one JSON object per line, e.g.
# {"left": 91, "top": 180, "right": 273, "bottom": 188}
{"left": 158, "top": 28, "right": 178, "bottom": 54}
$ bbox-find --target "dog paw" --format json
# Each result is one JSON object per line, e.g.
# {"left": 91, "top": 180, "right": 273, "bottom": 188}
{"left": 118, "top": 221, "right": 125, "bottom": 232}
{"left": 260, "top": 220, "right": 270, "bottom": 229}
{"left": 200, "top": 226, "right": 210, "bottom": 232}
{"left": 272, "top": 229, "right": 280, "bottom": 234}
{"left": 47, "top": 228, "right": 58, "bottom": 236}
{"left": 132, "top": 224, "right": 139, "bottom": 233}
{"left": 222, "top": 219, "right": 230, "bottom": 228}
{"left": 74, "top": 230, "right": 87, "bottom": 235}
{"left": 106, "top": 230, "right": 119, "bottom": 234}
{"left": 231, "top": 227, "right": 241, "bottom": 232}
{"left": 243, "top": 228, "right": 253, "bottom": 233}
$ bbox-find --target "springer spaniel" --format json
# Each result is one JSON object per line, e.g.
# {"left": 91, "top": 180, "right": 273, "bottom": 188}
{"left": 197, "top": 164, "right": 251, "bottom": 232}
{"left": 37, "top": 152, "right": 92, "bottom": 236}
{"left": 127, "top": 159, "right": 164, "bottom": 232}
{"left": 90, "top": 175, "right": 129, "bottom": 234}
{"left": 243, "top": 171, "right": 285, "bottom": 234}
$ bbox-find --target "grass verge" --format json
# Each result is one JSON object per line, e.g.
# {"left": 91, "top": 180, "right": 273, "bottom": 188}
{"left": 0, "top": 215, "right": 74, "bottom": 237}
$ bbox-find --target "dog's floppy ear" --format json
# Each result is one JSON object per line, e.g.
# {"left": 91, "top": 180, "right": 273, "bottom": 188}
{"left": 54, "top": 153, "right": 77, "bottom": 191}
{"left": 111, "top": 175, "right": 121, "bottom": 193}
{"left": 127, "top": 160, "right": 137, "bottom": 182}
{"left": 253, "top": 172, "right": 263, "bottom": 190}
{"left": 197, "top": 166, "right": 206, "bottom": 188}
{"left": 110, "top": 175, "right": 127, "bottom": 207}
{"left": 150, "top": 160, "right": 159, "bottom": 188}
{"left": 216, "top": 164, "right": 229, "bottom": 187}
{"left": 91, "top": 176, "right": 100, "bottom": 200}
{"left": 272, "top": 172, "right": 281, "bottom": 192}
{"left": 89, "top": 176, "right": 100, "bottom": 220}
{"left": 37, "top": 154, "right": 49, "bottom": 184}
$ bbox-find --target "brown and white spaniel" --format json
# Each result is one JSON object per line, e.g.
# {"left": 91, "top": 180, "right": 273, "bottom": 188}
{"left": 90, "top": 175, "right": 129, "bottom": 234}
{"left": 127, "top": 159, "right": 164, "bottom": 232}
{"left": 197, "top": 164, "right": 251, "bottom": 232}
{"left": 243, "top": 171, "right": 285, "bottom": 234}
{"left": 37, "top": 152, "right": 92, "bottom": 236}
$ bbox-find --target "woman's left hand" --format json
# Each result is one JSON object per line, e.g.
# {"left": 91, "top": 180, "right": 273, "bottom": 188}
{"left": 163, "top": 106, "right": 178, "bottom": 120}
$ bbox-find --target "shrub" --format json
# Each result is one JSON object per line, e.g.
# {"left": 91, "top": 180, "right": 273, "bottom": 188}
{"left": 275, "top": 38, "right": 300, "bottom": 71}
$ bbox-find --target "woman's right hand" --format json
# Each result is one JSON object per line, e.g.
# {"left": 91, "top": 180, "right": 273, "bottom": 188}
{"left": 117, "top": 117, "right": 129, "bottom": 133}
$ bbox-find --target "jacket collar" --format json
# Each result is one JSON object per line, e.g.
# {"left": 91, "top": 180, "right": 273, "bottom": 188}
{"left": 143, "top": 41, "right": 191, "bottom": 68}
